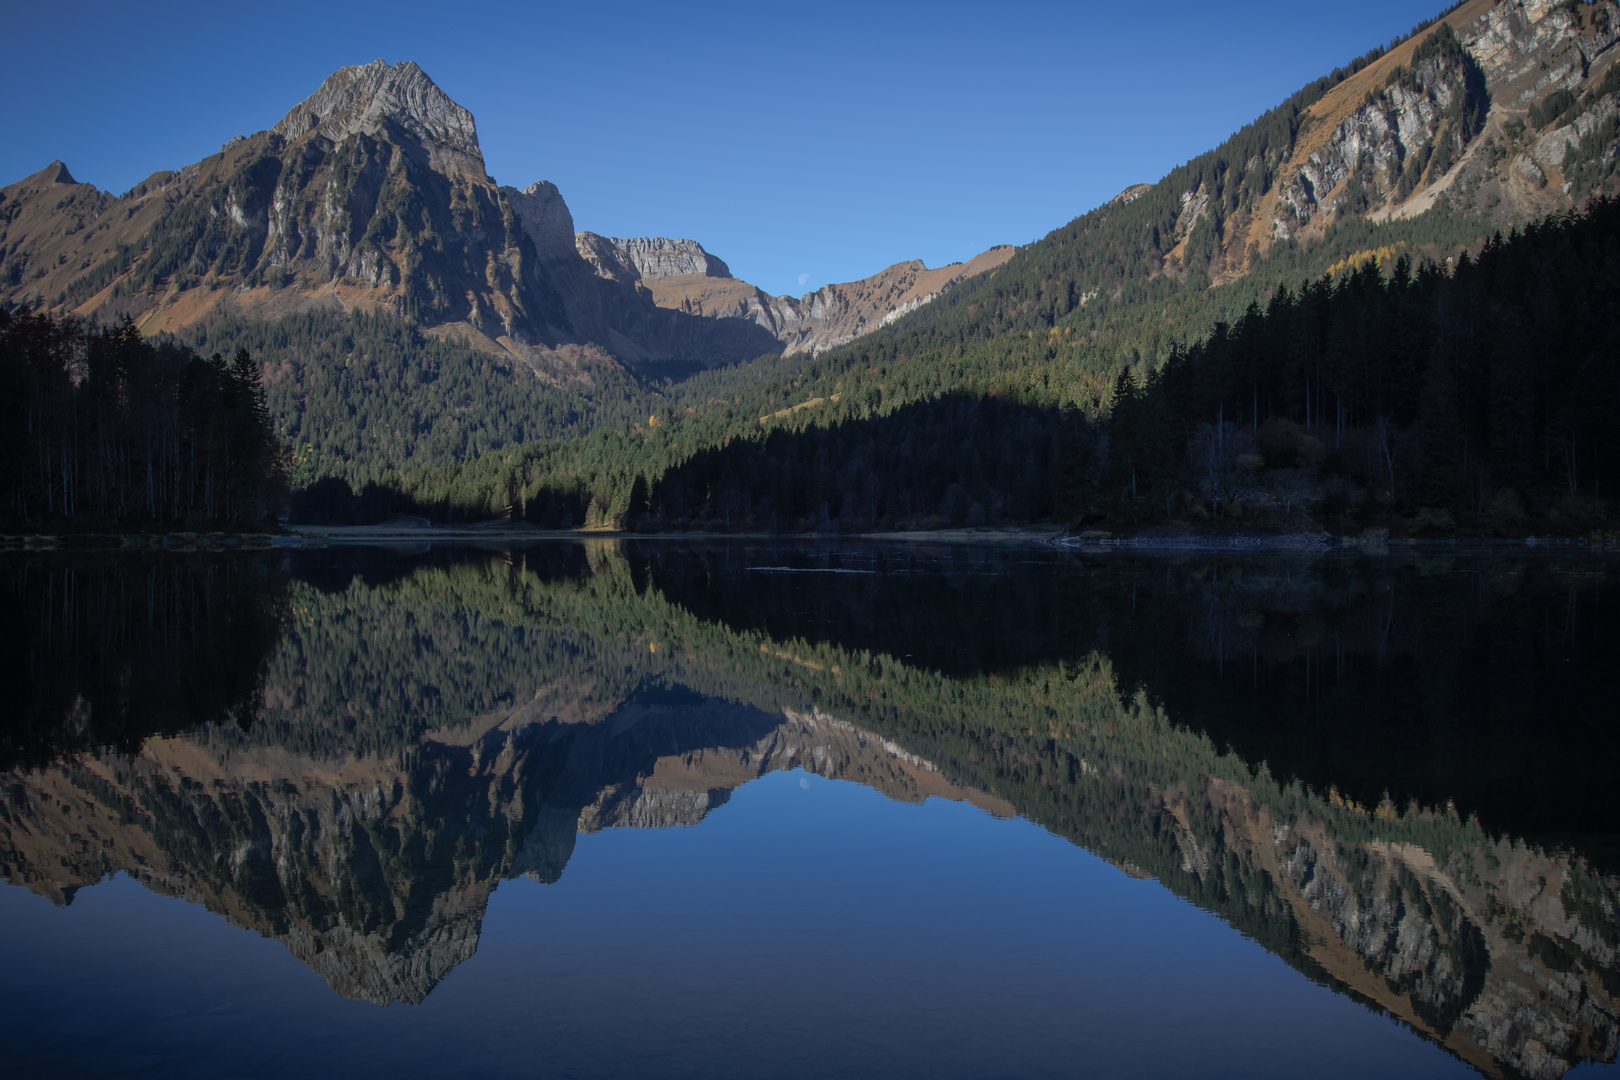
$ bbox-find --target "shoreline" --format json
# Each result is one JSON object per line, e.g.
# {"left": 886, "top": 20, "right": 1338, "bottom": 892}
{"left": 2, "top": 523, "right": 1612, "bottom": 555}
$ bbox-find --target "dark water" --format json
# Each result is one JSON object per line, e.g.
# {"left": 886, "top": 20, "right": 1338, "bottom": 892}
{"left": 1, "top": 541, "right": 1616, "bottom": 1079}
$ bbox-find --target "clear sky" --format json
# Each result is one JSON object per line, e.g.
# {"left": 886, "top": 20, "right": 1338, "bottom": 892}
{"left": 4, "top": 0, "right": 1445, "bottom": 298}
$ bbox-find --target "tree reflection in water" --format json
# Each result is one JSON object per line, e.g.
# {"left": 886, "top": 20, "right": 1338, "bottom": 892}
{"left": 0, "top": 542, "right": 1614, "bottom": 1078}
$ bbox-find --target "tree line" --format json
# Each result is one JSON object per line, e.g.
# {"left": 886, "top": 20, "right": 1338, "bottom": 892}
{"left": 1106, "top": 197, "right": 1620, "bottom": 531}
{"left": 0, "top": 309, "right": 285, "bottom": 529}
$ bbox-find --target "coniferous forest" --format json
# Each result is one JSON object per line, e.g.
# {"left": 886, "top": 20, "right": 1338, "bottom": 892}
{"left": 0, "top": 310, "right": 285, "bottom": 529}
{"left": 1103, "top": 196, "right": 1620, "bottom": 533}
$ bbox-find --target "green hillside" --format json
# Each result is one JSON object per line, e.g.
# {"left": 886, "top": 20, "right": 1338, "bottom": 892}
{"left": 182, "top": 308, "right": 657, "bottom": 488}
{"left": 352, "top": 194, "right": 1614, "bottom": 536}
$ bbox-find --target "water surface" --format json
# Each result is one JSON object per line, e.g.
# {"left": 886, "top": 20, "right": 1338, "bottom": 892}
{"left": 1, "top": 542, "right": 1615, "bottom": 1079}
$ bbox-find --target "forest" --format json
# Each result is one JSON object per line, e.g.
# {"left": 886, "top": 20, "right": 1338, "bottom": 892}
{"left": 343, "top": 197, "right": 1617, "bottom": 536}
{"left": 0, "top": 310, "right": 285, "bottom": 529}
{"left": 183, "top": 308, "right": 656, "bottom": 488}
{"left": 1104, "top": 196, "right": 1620, "bottom": 532}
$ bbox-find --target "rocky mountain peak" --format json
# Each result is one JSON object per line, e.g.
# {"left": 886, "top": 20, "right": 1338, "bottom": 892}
{"left": 504, "top": 180, "right": 578, "bottom": 264}
{"left": 271, "top": 59, "right": 484, "bottom": 175}
{"left": 39, "top": 160, "right": 76, "bottom": 186}
{"left": 5, "top": 160, "right": 78, "bottom": 194}
{"left": 0, "top": 55, "right": 1008, "bottom": 378}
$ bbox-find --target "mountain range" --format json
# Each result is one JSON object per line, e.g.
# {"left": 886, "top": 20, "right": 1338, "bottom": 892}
{"left": 4, "top": 0, "right": 1620, "bottom": 518}
{"left": 0, "top": 58, "right": 1010, "bottom": 374}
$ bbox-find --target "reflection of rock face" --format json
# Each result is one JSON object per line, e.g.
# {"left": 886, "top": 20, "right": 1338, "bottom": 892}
{"left": 0, "top": 728, "right": 564, "bottom": 1005}
{"left": 0, "top": 695, "right": 1001, "bottom": 1005}
{"left": 3, "top": 669, "right": 1613, "bottom": 1077}
{"left": 578, "top": 705, "right": 1014, "bottom": 833}
{"left": 3, "top": 550, "right": 1617, "bottom": 1079}
{"left": 1136, "top": 775, "right": 1618, "bottom": 1080}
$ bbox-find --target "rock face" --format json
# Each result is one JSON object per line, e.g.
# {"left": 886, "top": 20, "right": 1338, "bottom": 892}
{"left": 1267, "top": 25, "right": 1489, "bottom": 241}
{"left": 1102, "top": 0, "right": 1620, "bottom": 285}
{"left": 577, "top": 234, "right": 732, "bottom": 281}
{"left": 0, "top": 60, "right": 1005, "bottom": 371}
{"left": 591, "top": 242, "right": 1016, "bottom": 357}
{"left": 505, "top": 180, "right": 578, "bottom": 265}
{"left": 270, "top": 59, "right": 484, "bottom": 177}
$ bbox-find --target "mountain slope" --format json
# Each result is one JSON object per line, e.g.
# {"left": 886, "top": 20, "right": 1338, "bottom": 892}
{"left": 595, "top": 239, "right": 1016, "bottom": 358}
{"left": 0, "top": 60, "right": 1007, "bottom": 372}
{"left": 367, "top": 0, "right": 1620, "bottom": 533}
{"left": 0, "top": 61, "right": 1010, "bottom": 485}
{"left": 888, "top": 0, "right": 1620, "bottom": 351}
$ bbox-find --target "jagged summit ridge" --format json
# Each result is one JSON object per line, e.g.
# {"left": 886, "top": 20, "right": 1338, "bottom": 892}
{"left": 35, "top": 160, "right": 76, "bottom": 186}
{"left": 576, "top": 233, "right": 733, "bottom": 282}
{"left": 605, "top": 236, "right": 732, "bottom": 280}
{"left": 271, "top": 59, "right": 483, "bottom": 175}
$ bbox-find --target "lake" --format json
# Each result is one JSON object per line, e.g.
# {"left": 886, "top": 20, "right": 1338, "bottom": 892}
{"left": 1, "top": 540, "right": 1616, "bottom": 1079}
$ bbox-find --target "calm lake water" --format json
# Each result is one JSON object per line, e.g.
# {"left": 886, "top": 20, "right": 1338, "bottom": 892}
{"left": 1, "top": 541, "right": 1616, "bottom": 1079}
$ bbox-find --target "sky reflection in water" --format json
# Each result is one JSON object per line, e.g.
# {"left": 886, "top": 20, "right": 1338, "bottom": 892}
{"left": 0, "top": 542, "right": 1614, "bottom": 1079}
{"left": 2, "top": 772, "right": 1472, "bottom": 1080}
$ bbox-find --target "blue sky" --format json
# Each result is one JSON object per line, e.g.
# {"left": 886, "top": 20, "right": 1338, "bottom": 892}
{"left": 4, "top": 0, "right": 1444, "bottom": 297}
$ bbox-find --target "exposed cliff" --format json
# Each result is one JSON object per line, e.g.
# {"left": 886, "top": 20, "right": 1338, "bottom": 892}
{"left": 1193, "top": 0, "right": 1620, "bottom": 279}
{"left": 576, "top": 234, "right": 732, "bottom": 281}
{"left": 270, "top": 59, "right": 484, "bottom": 178}
{"left": 0, "top": 60, "right": 1005, "bottom": 376}
{"left": 626, "top": 245, "right": 1018, "bottom": 357}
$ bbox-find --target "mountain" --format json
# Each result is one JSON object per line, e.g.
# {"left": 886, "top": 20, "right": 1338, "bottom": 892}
{"left": 580, "top": 235, "right": 1015, "bottom": 358}
{"left": 0, "top": 60, "right": 1006, "bottom": 373}
{"left": 877, "top": 0, "right": 1620, "bottom": 350}
{"left": 7, "top": 0, "right": 1619, "bottom": 514}
{"left": 373, "top": 0, "right": 1620, "bottom": 535}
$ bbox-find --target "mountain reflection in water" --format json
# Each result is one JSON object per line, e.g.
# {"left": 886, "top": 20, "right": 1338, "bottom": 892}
{"left": 0, "top": 542, "right": 1615, "bottom": 1079}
